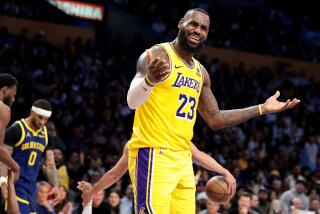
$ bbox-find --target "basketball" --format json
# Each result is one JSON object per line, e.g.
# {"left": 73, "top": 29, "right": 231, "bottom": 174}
{"left": 205, "top": 176, "right": 231, "bottom": 204}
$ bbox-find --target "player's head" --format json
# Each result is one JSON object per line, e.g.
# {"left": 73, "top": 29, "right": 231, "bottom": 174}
{"left": 30, "top": 99, "right": 52, "bottom": 130}
{"left": 177, "top": 8, "right": 210, "bottom": 53}
{"left": 0, "top": 73, "right": 18, "bottom": 107}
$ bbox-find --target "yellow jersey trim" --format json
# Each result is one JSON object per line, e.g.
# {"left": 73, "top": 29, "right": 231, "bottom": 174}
{"left": 21, "top": 119, "right": 42, "bottom": 136}
{"left": 44, "top": 126, "right": 48, "bottom": 147}
{"left": 15, "top": 121, "right": 25, "bottom": 147}
{"left": 16, "top": 196, "right": 29, "bottom": 204}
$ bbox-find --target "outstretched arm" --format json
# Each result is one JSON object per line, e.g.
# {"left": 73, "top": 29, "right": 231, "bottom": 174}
{"left": 191, "top": 143, "right": 236, "bottom": 196}
{"left": 78, "top": 145, "right": 129, "bottom": 195}
{"left": 198, "top": 67, "right": 300, "bottom": 130}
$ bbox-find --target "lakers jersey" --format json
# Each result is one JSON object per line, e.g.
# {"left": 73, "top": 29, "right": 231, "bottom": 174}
{"left": 129, "top": 42, "right": 204, "bottom": 151}
{"left": 12, "top": 119, "right": 48, "bottom": 184}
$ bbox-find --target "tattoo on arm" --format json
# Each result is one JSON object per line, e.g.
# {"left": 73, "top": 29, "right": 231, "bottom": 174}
{"left": 198, "top": 67, "right": 260, "bottom": 130}
{"left": 45, "top": 150, "right": 59, "bottom": 187}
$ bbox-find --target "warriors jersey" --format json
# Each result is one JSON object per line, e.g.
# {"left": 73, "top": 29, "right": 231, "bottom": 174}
{"left": 129, "top": 42, "right": 204, "bottom": 151}
{"left": 11, "top": 119, "right": 48, "bottom": 183}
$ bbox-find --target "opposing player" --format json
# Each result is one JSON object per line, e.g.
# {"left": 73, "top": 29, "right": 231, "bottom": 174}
{"left": 4, "top": 99, "right": 60, "bottom": 214}
{"left": 77, "top": 143, "right": 236, "bottom": 203}
{"left": 0, "top": 73, "right": 20, "bottom": 179}
{"left": 126, "top": 8, "right": 300, "bottom": 213}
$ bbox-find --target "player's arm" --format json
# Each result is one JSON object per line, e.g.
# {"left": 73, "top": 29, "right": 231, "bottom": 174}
{"left": 198, "top": 67, "right": 300, "bottom": 130}
{"left": 7, "top": 169, "right": 19, "bottom": 214}
{"left": 78, "top": 145, "right": 128, "bottom": 195}
{"left": 45, "top": 148, "right": 60, "bottom": 203}
{"left": 0, "top": 106, "right": 20, "bottom": 179}
{"left": 191, "top": 143, "right": 236, "bottom": 196}
{"left": 127, "top": 46, "right": 170, "bottom": 109}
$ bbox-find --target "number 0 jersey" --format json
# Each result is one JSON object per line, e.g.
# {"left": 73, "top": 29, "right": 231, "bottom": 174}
{"left": 128, "top": 42, "right": 204, "bottom": 151}
{"left": 7, "top": 119, "right": 48, "bottom": 183}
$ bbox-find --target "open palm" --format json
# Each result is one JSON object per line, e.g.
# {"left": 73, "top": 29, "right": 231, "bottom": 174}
{"left": 264, "top": 91, "right": 300, "bottom": 114}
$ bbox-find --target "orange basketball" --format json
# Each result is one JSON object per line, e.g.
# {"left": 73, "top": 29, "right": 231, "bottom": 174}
{"left": 205, "top": 176, "right": 231, "bottom": 204}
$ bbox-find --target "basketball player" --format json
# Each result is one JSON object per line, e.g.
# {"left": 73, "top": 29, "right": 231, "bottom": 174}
{"left": 126, "top": 8, "right": 300, "bottom": 213}
{"left": 0, "top": 73, "right": 20, "bottom": 180}
{"left": 4, "top": 99, "right": 60, "bottom": 214}
{"left": 77, "top": 143, "right": 236, "bottom": 211}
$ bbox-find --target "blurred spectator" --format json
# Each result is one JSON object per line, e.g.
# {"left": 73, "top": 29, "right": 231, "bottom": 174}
{"left": 107, "top": 191, "right": 120, "bottom": 214}
{"left": 55, "top": 184, "right": 73, "bottom": 214}
{"left": 230, "top": 191, "right": 259, "bottom": 214}
{"left": 91, "top": 190, "right": 110, "bottom": 214}
{"left": 37, "top": 181, "right": 55, "bottom": 214}
{"left": 280, "top": 179, "right": 309, "bottom": 213}
{"left": 54, "top": 148, "right": 69, "bottom": 191}
{"left": 119, "top": 184, "right": 133, "bottom": 214}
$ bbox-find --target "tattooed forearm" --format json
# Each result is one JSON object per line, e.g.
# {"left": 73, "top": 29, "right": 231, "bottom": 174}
{"left": 45, "top": 150, "right": 59, "bottom": 187}
{"left": 218, "top": 106, "right": 259, "bottom": 128}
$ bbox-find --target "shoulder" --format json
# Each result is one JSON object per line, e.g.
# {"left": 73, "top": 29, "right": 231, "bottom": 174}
{"left": 0, "top": 103, "right": 11, "bottom": 122}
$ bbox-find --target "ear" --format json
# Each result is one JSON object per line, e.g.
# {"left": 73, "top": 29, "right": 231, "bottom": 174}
{"left": 178, "top": 18, "right": 184, "bottom": 30}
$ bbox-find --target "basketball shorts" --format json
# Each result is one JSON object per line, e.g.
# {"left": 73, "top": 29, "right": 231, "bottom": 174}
{"left": 128, "top": 148, "right": 196, "bottom": 214}
{"left": 15, "top": 182, "right": 37, "bottom": 214}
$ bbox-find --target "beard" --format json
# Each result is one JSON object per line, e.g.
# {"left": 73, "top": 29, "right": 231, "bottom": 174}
{"left": 3, "top": 95, "right": 13, "bottom": 107}
{"left": 177, "top": 30, "right": 206, "bottom": 53}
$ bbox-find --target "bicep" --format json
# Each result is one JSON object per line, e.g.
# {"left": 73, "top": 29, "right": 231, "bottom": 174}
{"left": 197, "top": 68, "right": 221, "bottom": 123}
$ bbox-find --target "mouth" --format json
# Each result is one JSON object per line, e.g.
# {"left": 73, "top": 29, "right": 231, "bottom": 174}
{"left": 187, "top": 34, "right": 201, "bottom": 44}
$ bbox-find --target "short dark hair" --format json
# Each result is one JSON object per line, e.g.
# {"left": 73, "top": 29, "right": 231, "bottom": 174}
{"left": 32, "top": 99, "right": 52, "bottom": 111}
{"left": 184, "top": 8, "right": 209, "bottom": 18}
{"left": 0, "top": 73, "right": 18, "bottom": 89}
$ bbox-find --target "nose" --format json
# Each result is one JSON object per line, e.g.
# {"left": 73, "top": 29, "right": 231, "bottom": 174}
{"left": 193, "top": 26, "right": 202, "bottom": 35}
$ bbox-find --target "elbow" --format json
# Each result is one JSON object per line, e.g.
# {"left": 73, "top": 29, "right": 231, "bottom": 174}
{"left": 208, "top": 120, "right": 223, "bottom": 131}
{"left": 127, "top": 94, "right": 138, "bottom": 110}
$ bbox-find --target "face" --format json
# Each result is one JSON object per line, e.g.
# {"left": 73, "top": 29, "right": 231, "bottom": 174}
{"left": 59, "top": 185, "right": 67, "bottom": 200}
{"left": 108, "top": 192, "right": 120, "bottom": 208}
{"left": 2, "top": 85, "right": 17, "bottom": 107}
{"left": 125, "top": 185, "right": 133, "bottom": 198}
{"left": 206, "top": 200, "right": 220, "bottom": 214}
{"left": 37, "top": 185, "right": 49, "bottom": 202}
{"left": 54, "top": 149, "right": 63, "bottom": 164}
{"left": 93, "top": 190, "right": 105, "bottom": 207}
{"left": 31, "top": 112, "right": 49, "bottom": 130}
{"left": 251, "top": 195, "right": 259, "bottom": 208}
{"left": 238, "top": 196, "right": 251, "bottom": 210}
{"left": 295, "top": 183, "right": 305, "bottom": 193}
{"left": 178, "top": 11, "right": 210, "bottom": 53}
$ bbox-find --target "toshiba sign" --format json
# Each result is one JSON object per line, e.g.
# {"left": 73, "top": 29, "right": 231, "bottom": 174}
{"left": 48, "top": 0, "right": 104, "bottom": 21}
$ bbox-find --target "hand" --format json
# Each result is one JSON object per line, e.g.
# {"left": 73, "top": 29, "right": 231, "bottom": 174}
{"left": 10, "top": 163, "right": 20, "bottom": 181}
{"left": 222, "top": 170, "right": 237, "bottom": 198}
{"left": 49, "top": 186, "right": 61, "bottom": 205}
{"left": 77, "top": 181, "right": 93, "bottom": 206}
{"left": 146, "top": 49, "right": 170, "bottom": 84}
{"left": 8, "top": 169, "right": 15, "bottom": 185}
{"left": 263, "top": 91, "right": 300, "bottom": 114}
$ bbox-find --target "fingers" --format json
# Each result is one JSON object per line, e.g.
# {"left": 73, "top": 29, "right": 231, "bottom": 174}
{"left": 273, "top": 90, "right": 280, "bottom": 99}
{"left": 146, "top": 49, "right": 153, "bottom": 64}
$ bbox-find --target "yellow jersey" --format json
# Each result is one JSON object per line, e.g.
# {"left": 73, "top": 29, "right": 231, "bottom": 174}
{"left": 128, "top": 42, "right": 204, "bottom": 151}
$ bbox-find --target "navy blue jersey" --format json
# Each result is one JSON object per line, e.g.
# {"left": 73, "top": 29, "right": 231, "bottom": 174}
{"left": 11, "top": 119, "right": 48, "bottom": 184}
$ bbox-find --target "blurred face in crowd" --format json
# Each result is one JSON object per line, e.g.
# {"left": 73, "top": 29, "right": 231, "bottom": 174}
{"left": 295, "top": 182, "right": 305, "bottom": 194}
{"left": 258, "top": 190, "right": 268, "bottom": 202}
{"left": 108, "top": 191, "right": 120, "bottom": 208}
{"left": 292, "top": 197, "right": 303, "bottom": 209}
{"left": 54, "top": 149, "right": 63, "bottom": 165}
{"left": 125, "top": 184, "right": 133, "bottom": 199}
{"left": 93, "top": 190, "right": 105, "bottom": 207}
{"left": 59, "top": 185, "right": 67, "bottom": 200}
{"left": 310, "top": 199, "right": 320, "bottom": 212}
{"left": 177, "top": 10, "right": 210, "bottom": 53}
{"left": 1, "top": 85, "right": 17, "bottom": 107}
{"left": 251, "top": 194, "right": 259, "bottom": 208}
{"left": 206, "top": 200, "right": 220, "bottom": 214}
{"left": 37, "top": 184, "right": 50, "bottom": 203}
{"left": 238, "top": 195, "right": 251, "bottom": 211}
{"left": 70, "top": 151, "right": 79, "bottom": 163}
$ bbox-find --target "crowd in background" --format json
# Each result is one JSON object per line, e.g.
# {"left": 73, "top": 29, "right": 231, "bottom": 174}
{"left": 0, "top": 1, "right": 320, "bottom": 213}
{"left": 1, "top": 0, "right": 320, "bottom": 63}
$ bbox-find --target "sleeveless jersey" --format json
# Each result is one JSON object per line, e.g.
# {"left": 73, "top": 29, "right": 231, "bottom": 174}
{"left": 12, "top": 119, "right": 48, "bottom": 184}
{"left": 128, "top": 42, "right": 204, "bottom": 151}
